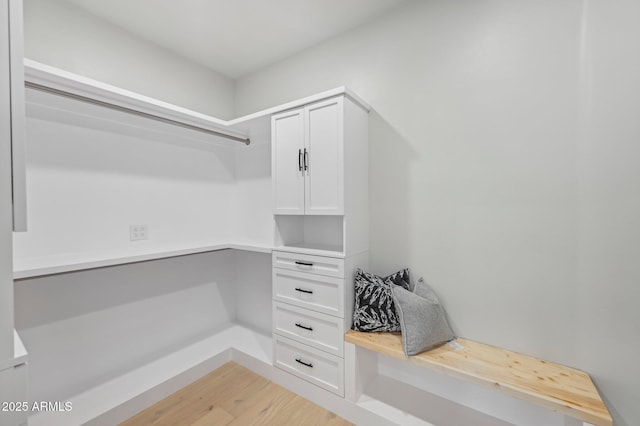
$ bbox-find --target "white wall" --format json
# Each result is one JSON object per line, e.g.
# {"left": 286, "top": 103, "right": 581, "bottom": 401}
{"left": 14, "top": 251, "right": 236, "bottom": 402}
{"left": 11, "top": 90, "right": 242, "bottom": 403}
{"left": 235, "top": 1, "right": 639, "bottom": 424}
{"left": 12, "top": 111, "right": 236, "bottom": 260}
{"left": 16, "top": 0, "right": 640, "bottom": 423}
{"left": 576, "top": 0, "right": 640, "bottom": 423}
{"left": 23, "top": 0, "right": 235, "bottom": 119}
{"left": 13, "top": 5, "right": 266, "bottom": 403}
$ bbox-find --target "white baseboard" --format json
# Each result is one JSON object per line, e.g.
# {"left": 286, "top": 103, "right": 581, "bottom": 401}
{"left": 27, "top": 324, "right": 271, "bottom": 426}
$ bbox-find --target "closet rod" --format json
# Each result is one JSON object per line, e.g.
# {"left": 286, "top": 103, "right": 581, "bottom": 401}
{"left": 25, "top": 81, "right": 251, "bottom": 145}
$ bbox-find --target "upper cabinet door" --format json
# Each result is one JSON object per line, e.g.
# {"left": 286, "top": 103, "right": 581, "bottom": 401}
{"left": 304, "top": 97, "right": 344, "bottom": 215}
{"left": 272, "top": 108, "right": 305, "bottom": 214}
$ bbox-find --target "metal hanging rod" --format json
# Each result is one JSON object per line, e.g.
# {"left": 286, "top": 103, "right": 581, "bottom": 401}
{"left": 25, "top": 81, "right": 251, "bottom": 145}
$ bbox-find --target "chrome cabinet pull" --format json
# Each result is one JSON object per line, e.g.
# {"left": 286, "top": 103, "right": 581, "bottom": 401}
{"left": 298, "top": 149, "right": 303, "bottom": 172}
{"left": 303, "top": 148, "right": 308, "bottom": 171}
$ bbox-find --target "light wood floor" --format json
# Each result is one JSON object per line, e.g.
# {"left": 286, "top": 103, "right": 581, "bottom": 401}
{"left": 120, "top": 362, "right": 353, "bottom": 426}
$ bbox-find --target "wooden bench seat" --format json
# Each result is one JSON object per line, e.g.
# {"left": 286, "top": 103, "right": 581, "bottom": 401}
{"left": 345, "top": 330, "right": 612, "bottom": 426}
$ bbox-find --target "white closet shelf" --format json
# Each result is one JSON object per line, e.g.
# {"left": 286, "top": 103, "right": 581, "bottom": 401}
{"left": 13, "top": 241, "right": 273, "bottom": 280}
{"left": 273, "top": 243, "right": 346, "bottom": 258}
{"left": 24, "top": 59, "right": 370, "bottom": 145}
{"left": 24, "top": 59, "right": 249, "bottom": 143}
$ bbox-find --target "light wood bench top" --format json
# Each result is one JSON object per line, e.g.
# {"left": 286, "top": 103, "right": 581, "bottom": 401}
{"left": 345, "top": 330, "right": 612, "bottom": 426}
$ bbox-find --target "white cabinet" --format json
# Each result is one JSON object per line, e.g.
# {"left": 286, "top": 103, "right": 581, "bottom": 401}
{"left": 272, "top": 94, "right": 369, "bottom": 257}
{"left": 272, "top": 97, "right": 344, "bottom": 215}
{"left": 271, "top": 250, "right": 349, "bottom": 396}
{"left": 270, "top": 90, "right": 369, "bottom": 398}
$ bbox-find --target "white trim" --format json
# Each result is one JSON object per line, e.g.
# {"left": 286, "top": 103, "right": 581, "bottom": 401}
{"left": 27, "top": 324, "right": 272, "bottom": 426}
{"left": 0, "top": 330, "right": 27, "bottom": 371}
{"left": 228, "top": 86, "right": 370, "bottom": 126}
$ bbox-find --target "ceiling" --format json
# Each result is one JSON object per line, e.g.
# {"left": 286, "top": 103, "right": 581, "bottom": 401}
{"left": 61, "top": 0, "right": 408, "bottom": 79}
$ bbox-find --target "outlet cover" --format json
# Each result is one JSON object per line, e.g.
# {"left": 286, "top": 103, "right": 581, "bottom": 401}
{"left": 129, "top": 224, "right": 148, "bottom": 241}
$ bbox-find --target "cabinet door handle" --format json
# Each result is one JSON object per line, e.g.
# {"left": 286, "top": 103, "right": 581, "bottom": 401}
{"left": 303, "top": 148, "right": 308, "bottom": 171}
{"left": 295, "top": 323, "right": 313, "bottom": 331}
{"left": 295, "top": 358, "right": 313, "bottom": 368}
{"left": 298, "top": 149, "right": 303, "bottom": 172}
{"left": 294, "top": 287, "right": 313, "bottom": 294}
{"left": 295, "top": 261, "right": 313, "bottom": 267}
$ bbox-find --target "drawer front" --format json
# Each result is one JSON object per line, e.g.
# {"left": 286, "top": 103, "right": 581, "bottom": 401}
{"left": 273, "top": 251, "right": 344, "bottom": 278}
{"left": 274, "top": 334, "right": 344, "bottom": 396}
{"left": 273, "top": 302, "right": 344, "bottom": 357}
{"left": 273, "top": 269, "right": 343, "bottom": 317}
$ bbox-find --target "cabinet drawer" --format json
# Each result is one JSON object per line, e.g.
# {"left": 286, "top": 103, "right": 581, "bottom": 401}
{"left": 272, "top": 251, "right": 344, "bottom": 278}
{"left": 274, "top": 334, "right": 344, "bottom": 396}
{"left": 273, "top": 302, "right": 344, "bottom": 357}
{"left": 273, "top": 269, "right": 343, "bottom": 317}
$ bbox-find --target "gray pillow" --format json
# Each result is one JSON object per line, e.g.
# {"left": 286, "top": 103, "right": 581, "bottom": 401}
{"left": 391, "top": 278, "right": 455, "bottom": 356}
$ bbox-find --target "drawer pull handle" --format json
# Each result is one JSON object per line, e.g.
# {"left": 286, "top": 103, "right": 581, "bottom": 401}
{"left": 295, "top": 287, "right": 314, "bottom": 294}
{"left": 295, "top": 261, "right": 314, "bottom": 267}
{"left": 295, "top": 323, "right": 313, "bottom": 331}
{"left": 295, "top": 358, "right": 313, "bottom": 368}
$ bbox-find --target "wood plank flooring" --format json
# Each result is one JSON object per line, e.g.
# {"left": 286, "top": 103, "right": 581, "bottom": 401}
{"left": 120, "top": 362, "right": 353, "bottom": 426}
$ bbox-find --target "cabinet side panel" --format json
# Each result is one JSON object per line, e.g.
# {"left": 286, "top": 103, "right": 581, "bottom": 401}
{"left": 0, "top": 0, "right": 15, "bottom": 361}
{"left": 344, "top": 251, "right": 369, "bottom": 331}
{"left": 234, "top": 139, "right": 273, "bottom": 246}
{"left": 235, "top": 251, "right": 272, "bottom": 335}
{"left": 9, "top": 0, "right": 26, "bottom": 232}
{"left": 343, "top": 98, "right": 369, "bottom": 256}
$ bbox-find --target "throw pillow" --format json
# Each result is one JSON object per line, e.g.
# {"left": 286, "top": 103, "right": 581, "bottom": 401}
{"left": 385, "top": 268, "right": 411, "bottom": 290}
{"left": 391, "top": 277, "right": 455, "bottom": 355}
{"left": 352, "top": 268, "right": 410, "bottom": 332}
